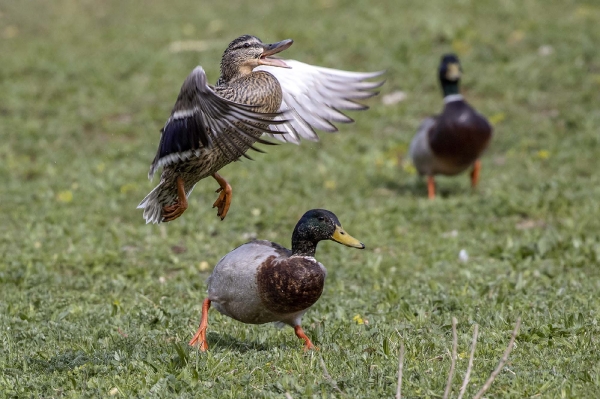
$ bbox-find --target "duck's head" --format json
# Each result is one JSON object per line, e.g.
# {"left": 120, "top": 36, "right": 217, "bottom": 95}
{"left": 219, "top": 35, "right": 293, "bottom": 83}
{"left": 439, "top": 54, "right": 462, "bottom": 83}
{"left": 438, "top": 54, "right": 462, "bottom": 96}
{"left": 291, "top": 209, "right": 365, "bottom": 257}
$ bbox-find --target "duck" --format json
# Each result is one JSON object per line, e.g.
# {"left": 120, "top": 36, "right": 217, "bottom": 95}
{"left": 138, "top": 35, "right": 384, "bottom": 223}
{"left": 409, "top": 54, "right": 493, "bottom": 199}
{"left": 189, "top": 209, "right": 365, "bottom": 351}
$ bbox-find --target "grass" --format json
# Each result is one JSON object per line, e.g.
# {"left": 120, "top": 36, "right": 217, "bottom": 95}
{"left": 1, "top": 0, "right": 600, "bottom": 397}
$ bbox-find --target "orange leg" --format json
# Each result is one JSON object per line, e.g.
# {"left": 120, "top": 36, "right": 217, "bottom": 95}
{"left": 162, "top": 176, "right": 188, "bottom": 222}
{"left": 294, "top": 325, "right": 317, "bottom": 351}
{"left": 427, "top": 175, "right": 436, "bottom": 199}
{"left": 189, "top": 299, "right": 211, "bottom": 351}
{"left": 470, "top": 160, "right": 481, "bottom": 188}
{"left": 211, "top": 172, "right": 232, "bottom": 220}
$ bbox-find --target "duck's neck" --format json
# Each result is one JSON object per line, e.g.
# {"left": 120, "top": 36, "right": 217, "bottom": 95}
{"left": 217, "top": 65, "right": 253, "bottom": 87}
{"left": 216, "top": 72, "right": 241, "bottom": 87}
{"left": 441, "top": 81, "right": 460, "bottom": 97}
{"left": 291, "top": 240, "right": 318, "bottom": 257}
{"left": 216, "top": 73, "right": 241, "bottom": 87}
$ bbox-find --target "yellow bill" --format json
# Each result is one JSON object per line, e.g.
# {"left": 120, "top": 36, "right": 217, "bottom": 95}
{"left": 446, "top": 63, "right": 462, "bottom": 80}
{"left": 331, "top": 225, "right": 365, "bottom": 249}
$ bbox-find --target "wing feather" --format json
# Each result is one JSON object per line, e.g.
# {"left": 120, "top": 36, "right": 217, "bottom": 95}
{"left": 148, "top": 66, "right": 287, "bottom": 178}
{"left": 255, "top": 60, "right": 384, "bottom": 144}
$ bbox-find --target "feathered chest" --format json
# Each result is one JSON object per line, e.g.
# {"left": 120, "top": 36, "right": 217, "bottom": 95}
{"left": 256, "top": 255, "right": 326, "bottom": 314}
{"left": 428, "top": 101, "right": 493, "bottom": 165}
{"left": 215, "top": 71, "right": 283, "bottom": 114}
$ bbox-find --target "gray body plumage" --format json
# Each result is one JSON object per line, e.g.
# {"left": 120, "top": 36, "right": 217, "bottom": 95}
{"left": 409, "top": 117, "right": 468, "bottom": 176}
{"left": 188, "top": 209, "right": 364, "bottom": 351}
{"left": 207, "top": 240, "right": 326, "bottom": 327}
{"left": 410, "top": 116, "right": 472, "bottom": 176}
{"left": 409, "top": 95, "right": 492, "bottom": 176}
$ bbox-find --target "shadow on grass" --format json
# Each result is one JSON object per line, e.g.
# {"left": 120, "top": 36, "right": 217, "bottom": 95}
{"left": 23, "top": 334, "right": 269, "bottom": 375}
{"left": 206, "top": 332, "right": 269, "bottom": 353}
{"left": 26, "top": 349, "right": 112, "bottom": 373}
{"left": 375, "top": 175, "right": 464, "bottom": 199}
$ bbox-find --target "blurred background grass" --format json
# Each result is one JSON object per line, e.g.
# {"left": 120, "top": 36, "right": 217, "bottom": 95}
{"left": 1, "top": 0, "right": 600, "bottom": 397}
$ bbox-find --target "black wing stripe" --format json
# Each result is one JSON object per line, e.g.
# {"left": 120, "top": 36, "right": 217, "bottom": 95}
{"left": 148, "top": 66, "right": 292, "bottom": 178}
{"left": 157, "top": 116, "right": 208, "bottom": 160}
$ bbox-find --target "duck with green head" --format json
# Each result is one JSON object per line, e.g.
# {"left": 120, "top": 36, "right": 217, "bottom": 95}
{"left": 138, "top": 35, "right": 384, "bottom": 223}
{"left": 409, "top": 54, "right": 493, "bottom": 199}
{"left": 189, "top": 209, "right": 365, "bottom": 351}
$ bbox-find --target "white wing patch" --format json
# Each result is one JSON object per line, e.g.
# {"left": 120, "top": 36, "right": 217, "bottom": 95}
{"left": 256, "top": 60, "right": 384, "bottom": 144}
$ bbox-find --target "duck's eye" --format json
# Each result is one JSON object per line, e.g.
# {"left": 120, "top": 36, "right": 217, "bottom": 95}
{"left": 318, "top": 216, "right": 325, "bottom": 221}
{"left": 243, "top": 43, "right": 250, "bottom": 48}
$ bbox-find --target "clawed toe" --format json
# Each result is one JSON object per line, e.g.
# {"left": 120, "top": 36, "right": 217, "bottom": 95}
{"left": 162, "top": 176, "right": 188, "bottom": 222}
{"left": 211, "top": 173, "right": 232, "bottom": 220}
{"left": 189, "top": 329, "right": 209, "bottom": 352}
{"left": 162, "top": 202, "right": 187, "bottom": 222}
{"left": 303, "top": 343, "right": 318, "bottom": 352}
{"left": 212, "top": 190, "right": 230, "bottom": 219}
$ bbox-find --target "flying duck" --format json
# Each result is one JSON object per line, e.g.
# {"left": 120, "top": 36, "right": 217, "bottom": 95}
{"left": 138, "top": 35, "right": 384, "bottom": 223}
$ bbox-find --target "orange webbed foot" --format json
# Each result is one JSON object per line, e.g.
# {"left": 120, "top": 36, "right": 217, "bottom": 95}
{"left": 211, "top": 172, "right": 232, "bottom": 220}
{"left": 189, "top": 328, "right": 209, "bottom": 352}
{"left": 303, "top": 343, "right": 319, "bottom": 352}
{"left": 294, "top": 325, "right": 318, "bottom": 351}
{"left": 162, "top": 202, "right": 188, "bottom": 222}
{"left": 189, "top": 299, "right": 211, "bottom": 352}
{"left": 162, "top": 176, "right": 188, "bottom": 222}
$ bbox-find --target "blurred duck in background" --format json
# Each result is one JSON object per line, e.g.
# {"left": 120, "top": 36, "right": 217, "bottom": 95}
{"left": 138, "top": 35, "right": 384, "bottom": 223}
{"left": 409, "top": 54, "right": 493, "bottom": 199}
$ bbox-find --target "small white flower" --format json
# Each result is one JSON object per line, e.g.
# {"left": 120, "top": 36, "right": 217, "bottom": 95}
{"left": 538, "top": 45, "right": 554, "bottom": 56}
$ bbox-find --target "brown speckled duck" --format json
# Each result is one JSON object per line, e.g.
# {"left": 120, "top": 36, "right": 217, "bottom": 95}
{"left": 138, "top": 35, "right": 384, "bottom": 223}
{"left": 189, "top": 209, "right": 365, "bottom": 351}
{"left": 409, "top": 54, "right": 493, "bottom": 199}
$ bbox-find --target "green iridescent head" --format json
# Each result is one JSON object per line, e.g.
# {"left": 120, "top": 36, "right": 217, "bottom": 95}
{"left": 291, "top": 209, "right": 365, "bottom": 256}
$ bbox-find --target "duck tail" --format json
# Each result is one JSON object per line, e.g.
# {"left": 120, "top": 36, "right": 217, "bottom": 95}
{"left": 137, "top": 183, "right": 164, "bottom": 224}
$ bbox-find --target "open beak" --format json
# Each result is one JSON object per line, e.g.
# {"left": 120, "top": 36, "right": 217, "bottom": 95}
{"left": 331, "top": 225, "right": 365, "bottom": 249}
{"left": 446, "top": 63, "right": 462, "bottom": 80}
{"left": 259, "top": 39, "right": 293, "bottom": 68}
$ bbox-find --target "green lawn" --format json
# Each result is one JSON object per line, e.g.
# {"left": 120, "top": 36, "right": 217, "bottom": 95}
{"left": 1, "top": 0, "right": 600, "bottom": 397}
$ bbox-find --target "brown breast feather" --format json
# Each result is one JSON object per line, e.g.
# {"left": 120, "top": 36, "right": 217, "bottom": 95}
{"left": 219, "top": 71, "right": 283, "bottom": 114}
{"left": 256, "top": 255, "right": 325, "bottom": 314}
{"left": 428, "top": 101, "right": 493, "bottom": 166}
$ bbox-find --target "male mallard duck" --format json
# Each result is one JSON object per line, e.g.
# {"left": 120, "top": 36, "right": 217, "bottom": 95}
{"left": 409, "top": 54, "right": 493, "bottom": 199}
{"left": 138, "top": 35, "right": 384, "bottom": 223}
{"left": 189, "top": 209, "right": 365, "bottom": 351}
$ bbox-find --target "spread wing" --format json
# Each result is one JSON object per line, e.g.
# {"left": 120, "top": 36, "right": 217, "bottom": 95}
{"left": 148, "top": 66, "right": 286, "bottom": 179}
{"left": 256, "top": 60, "right": 385, "bottom": 144}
